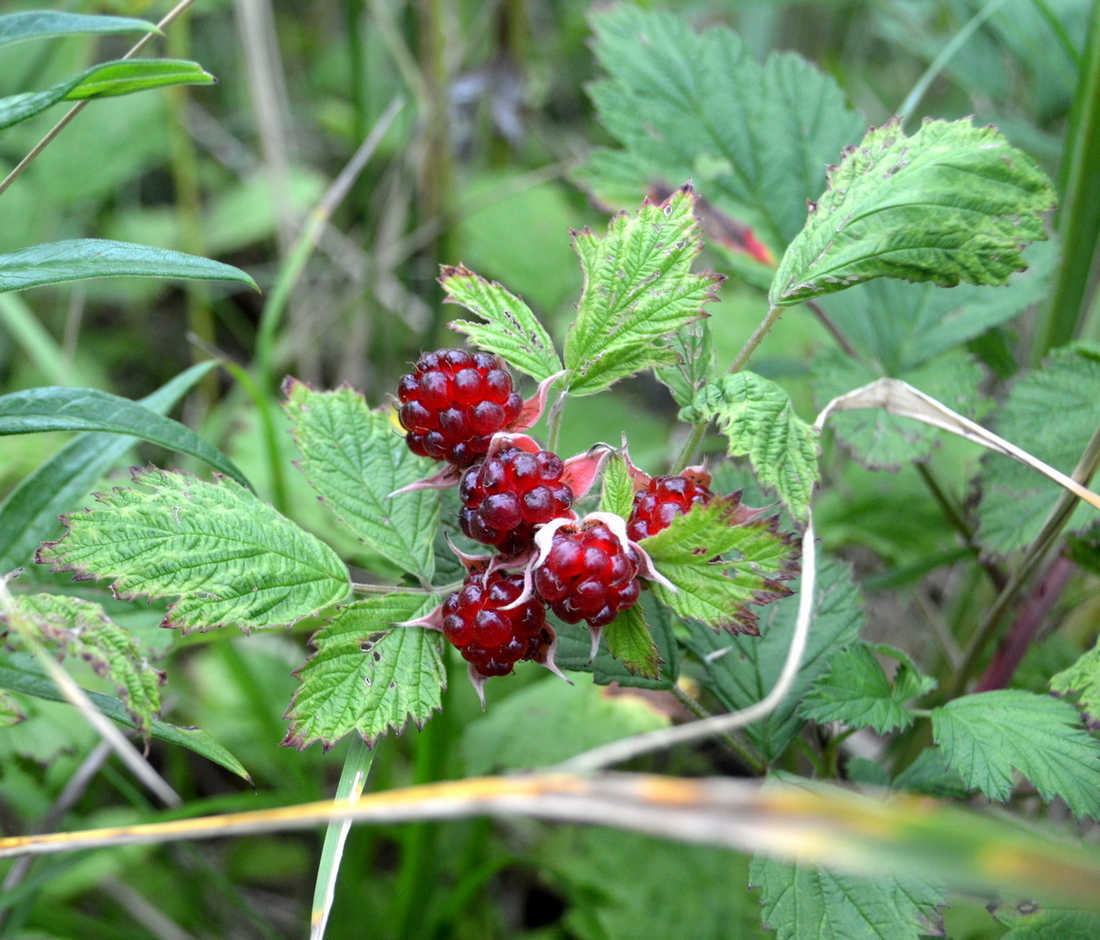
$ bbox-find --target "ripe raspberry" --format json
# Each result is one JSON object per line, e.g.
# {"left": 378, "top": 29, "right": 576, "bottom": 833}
{"left": 534, "top": 520, "right": 641, "bottom": 628}
{"left": 627, "top": 472, "right": 714, "bottom": 541}
{"left": 458, "top": 445, "right": 574, "bottom": 556}
{"left": 439, "top": 568, "right": 552, "bottom": 678}
{"left": 397, "top": 348, "right": 523, "bottom": 467}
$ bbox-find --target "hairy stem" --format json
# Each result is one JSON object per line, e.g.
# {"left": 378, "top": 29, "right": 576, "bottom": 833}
{"left": 727, "top": 304, "right": 783, "bottom": 375}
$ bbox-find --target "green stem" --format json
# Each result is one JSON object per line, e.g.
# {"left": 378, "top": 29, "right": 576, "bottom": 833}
{"left": 671, "top": 421, "right": 709, "bottom": 472}
{"left": 671, "top": 685, "right": 766, "bottom": 774}
{"left": 545, "top": 390, "right": 567, "bottom": 453}
{"left": 727, "top": 304, "right": 783, "bottom": 375}
{"left": 351, "top": 581, "right": 457, "bottom": 596}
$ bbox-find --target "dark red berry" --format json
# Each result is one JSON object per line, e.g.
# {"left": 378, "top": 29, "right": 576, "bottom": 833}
{"left": 440, "top": 568, "right": 551, "bottom": 679}
{"left": 534, "top": 521, "right": 641, "bottom": 628}
{"left": 458, "top": 445, "right": 574, "bottom": 556}
{"left": 626, "top": 473, "right": 714, "bottom": 542}
{"left": 397, "top": 349, "right": 523, "bottom": 466}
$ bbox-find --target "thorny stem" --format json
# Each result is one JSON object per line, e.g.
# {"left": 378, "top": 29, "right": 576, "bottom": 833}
{"left": 0, "top": 0, "right": 198, "bottom": 200}
{"left": 671, "top": 685, "right": 766, "bottom": 775}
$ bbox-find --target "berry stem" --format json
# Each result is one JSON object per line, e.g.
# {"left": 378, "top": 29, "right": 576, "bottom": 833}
{"left": 671, "top": 421, "right": 709, "bottom": 472}
{"left": 671, "top": 685, "right": 766, "bottom": 774}
{"left": 727, "top": 303, "right": 783, "bottom": 375}
{"left": 351, "top": 581, "right": 459, "bottom": 596}
{"left": 545, "top": 390, "right": 568, "bottom": 453}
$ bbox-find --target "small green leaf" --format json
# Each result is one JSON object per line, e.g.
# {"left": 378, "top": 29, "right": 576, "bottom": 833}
{"left": 0, "top": 689, "right": 25, "bottom": 726}
{"left": 3, "top": 593, "right": 163, "bottom": 734}
{"left": 460, "top": 675, "right": 669, "bottom": 774}
{"left": 598, "top": 452, "right": 635, "bottom": 520}
{"left": 37, "top": 466, "right": 350, "bottom": 633}
{"left": 0, "top": 59, "right": 214, "bottom": 131}
{"left": 0, "top": 11, "right": 157, "bottom": 48}
{"left": 680, "top": 372, "right": 820, "bottom": 521}
{"left": 813, "top": 347, "right": 983, "bottom": 471}
{"left": 750, "top": 853, "right": 946, "bottom": 940}
{"left": 603, "top": 604, "right": 660, "bottom": 679}
{"left": 1051, "top": 644, "right": 1100, "bottom": 730}
{"left": 771, "top": 118, "right": 1056, "bottom": 306}
{"left": 0, "top": 654, "right": 250, "bottom": 780}
{"left": 992, "top": 902, "right": 1100, "bottom": 940}
{"left": 283, "top": 380, "right": 439, "bottom": 583}
{"left": 283, "top": 595, "right": 446, "bottom": 750}
{"left": 0, "top": 239, "right": 257, "bottom": 293}
{"left": 564, "top": 187, "right": 723, "bottom": 396}
{"left": 0, "top": 384, "right": 250, "bottom": 488}
{"left": 799, "top": 643, "right": 936, "bottom": 734}
{"left": 0, "top": 361, "right": 220, "bottom": 573}
{"left": 932, "top": 690, "right": 1100, "bottom": 817}
{"left": 441, "top": 264, "right": 562, "bottom": 382}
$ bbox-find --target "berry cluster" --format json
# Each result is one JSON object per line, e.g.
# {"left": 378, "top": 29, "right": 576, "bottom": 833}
{"left": 459, "top": 445, "right": 574, "bottom": 556}
{"left": 627, "top": 471, "right": 714, "bottom": 542}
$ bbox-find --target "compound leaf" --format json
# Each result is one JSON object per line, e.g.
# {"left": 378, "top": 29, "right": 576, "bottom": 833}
{"left": 563, "top": 187, "right": 722, "bottom": 396}
{"left": 442, "top": 265, "right": 562, "bottom": 382}
{"left": 977, "top": 346, "right": 1100, "bottom": 555}
{"left": 932, "top": 690, "right": 1100, "bottom": 817}
{"left": 750, "top": 854, "right": 946, "bottom": 940}
{"left": 0, "top": 11, "right": 157, "bottom": 48}
{"left": 283, "top": 594, "right": 446, "bottom": 750}
{"left": 283, "top": 380, "right": 439, "bottom": 583}
{"left": 799, "top": 643, "right": 936, "bottom": 734}
{"left": 2, "top": 593, "right": 163, "bottom": 734}
{"left": 771, "top": 118, "right": 1056, "bottom": 306}
{"left": 680, "top": 372, "right": 820, "bottom": 521}
{"left": 37, "top": 466, "right": 350, "bottom": 633}
{"left": 1051, "top": 644, "right": 1100, "bottom": 730}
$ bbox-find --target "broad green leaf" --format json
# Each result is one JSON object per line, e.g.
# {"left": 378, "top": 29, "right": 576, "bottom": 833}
{"left": 603, "top": 603, "right": 659, "bottom": 679}
{"left": 680, "top": 372, "right": 820, "bottom": 520}
{"left": 598, "top": 452, "right": 635, "bottom": 520}
{"left": 3, "top": 593, "right": 163, "bottom": 733}
{"left": 977, "top": 346, "right": 1100, "bottom": 554}
{"left": 0, "top": 239, "right": 257, "bottom": 293}
{"left": 0, "top": 384, "right": 250, "bottom": 488}
{"left": 563, "top": 187, "right": 722, "bottom": 396}
{"left": 0, "top": 689, "right": 24, "bottom": 726}
{"left": 992, "top": 902, "right": 1100, "bottom": 940}
{"left": 461, "top": 675, "right": 669, "bottom": 774}
{"left": 799, "top": 643, "right": 936, "bottom": 734}
{"left": 441, "top": 264, "right": 562, "bottom": 382}
{"left": 1051, "top": 644, "right": 1100, "bottom": 730}
{"left": 0, "top": 59, "right": 213, "bottom": 131}
{"left": 283, "top": 595, "right": 445, "bottom": 750}
{"left": 644, "top": 496, "right": 799, "bottom": 635}
{"left": 750, "top": 854, "right": 946, "bottom": 940}
{"left": 580, "top": 6, "right": 865, "bottom": 254}
{"left": 0, "top": 654, "right": 249, "bottom": 780}
{"left": 812, "top": 347, "right": 983, "bottom": 471}
{"left": 282, "top": 380, "right": 439, "bottom": 583}
{"left": 932, "top": 690, "right": 1100, "bottom": 817}
{"left": 0, "top": 11, "right": 157, "bottom": 48}
{"left": 0, "top": 361, "right": 218, "bottom": 574}
{"left": 770, "top": 118, "right": 1056, "bottom": 306}
{"left": 37, "top": 467, "right": 349, "bottom": 633}
{"left": 682, "top": 559, "right": 863, "bottom": 761}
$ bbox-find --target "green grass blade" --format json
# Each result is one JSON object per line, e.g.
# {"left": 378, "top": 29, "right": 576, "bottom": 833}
{"left": 0, "top": 11, "right": 158, "bottom": 49}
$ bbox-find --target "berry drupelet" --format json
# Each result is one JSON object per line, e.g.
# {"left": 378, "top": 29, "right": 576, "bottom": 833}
{"left": 458, "top": 445, "right": 575, "bottom": 556}
{"left": 627, "top": 471, "right": 714, "bottom": 542}
{"left": 397, "top": 348, "right": 522, "bottom": 467}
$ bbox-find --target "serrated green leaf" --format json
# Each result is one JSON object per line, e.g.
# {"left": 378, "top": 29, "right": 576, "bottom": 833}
{"left": 441, "top": 264, "right": 562, "bottom": 382}
{"left": 799, "top": 643, "right": 936, "bottom": 734}
{"left": 283, "top": 595, "right": 445, "bottom": 750}
{"left": 1051, "top": 644, "right": 1100, "bottom": 730}
{"left": 599, "top": 453, "right": 635, "bottom": 520}
{"left": 0, "top": 654, "right": 249, "bottom": 780}
{"left": 0, "top": 361, "right": 218, "bottom": 574}
{"left": 563, "top": 187, "right": 721, "bottom": 396}
{"left": 812, "top": 347, "right": 983, "bottom": 471}
{"left": 37, "top": 466, "right": 350, "bottom": 633}
{"left": 993, "top": 902, "right": 1100, "bottom": 940}
{"left": 750, "top": 854, "right": 946, "bottom": 940}
{"left": 0, "top": 239, "right": 256, "bottom": 293}
{"left": 0, "top": 689, "right": 25, "bottom": 726}
{"left": 0, "top": 59, "right": 213, "bottom": 131}
{"left": 683, "top": 559, "right": 864, "bottom": 761}
{"left": 580, "top": 6, "right": 865, "bottom": 253}
{"left": 461, "top": 675, "right": 669, "bottom": 775}
{"left": 0, "top": 384, "right": 250, "bottom": 488}
{"left": 771, "top": 118, "right": 1056, "bottom": 306}
{"left": 0, "top": 11, "right": 157, "bottom": 48}
{"left": 977, "top": 347, "right": 1100, "bottom": 554}
{"left": 932, "top": 690, "right": 1100, "bottom": 817}
{"left": 3, "top": 593, "right": 163, "bottom": 733}
{"left": 282, "top": 380, "right": 439, "bottom": 583}
{"left": 603, "top": 604, "right": 659, "bottom": 679}
{"left": 680, "top": 372, "right": 820, "bottom": 521}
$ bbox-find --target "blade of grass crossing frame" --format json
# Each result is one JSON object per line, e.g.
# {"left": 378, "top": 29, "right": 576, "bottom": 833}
{"left": 311, "top": 738, "right": 376, "bottom": 939}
